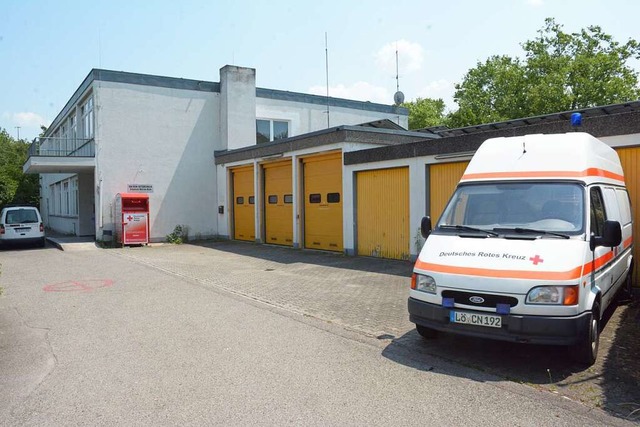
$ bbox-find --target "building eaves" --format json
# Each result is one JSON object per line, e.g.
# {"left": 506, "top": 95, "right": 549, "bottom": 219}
{"left": 423, "top": 100, "right": 640, "bottom": 138}
{"left": 345, "top": 108, "right": 640, "bottom": 165}
{"left": 256, "top": 88, "right": 409, "bottom": 115}
{"left": 214, "top": 125, "right": 431, "bottom": 165}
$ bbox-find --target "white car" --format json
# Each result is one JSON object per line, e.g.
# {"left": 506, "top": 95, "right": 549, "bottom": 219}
{"left": 0, "top": 206, "right": 46, "bottom": 248}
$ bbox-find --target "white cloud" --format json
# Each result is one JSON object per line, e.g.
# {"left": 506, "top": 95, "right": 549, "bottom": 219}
{"left": 11, "top": 112, "right": 50, "bottom": 127}
{"left": 526, "top": 0, "right": 544, "bottom": 7}
{"left": 309, "top": 81, "right": 392, "bottom": 104}
{"left": 416, "top": 79, "right": 457, "bottom": 110}
{"left": 375, "top": 40, "right": 425, "bottom": 74}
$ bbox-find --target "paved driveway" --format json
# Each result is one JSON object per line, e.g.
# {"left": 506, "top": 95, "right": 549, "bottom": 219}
{"left": 0, "top": 240, "right": 638, "bottom": 424}
{"left": 113, "top": 240, "right": 640, "bottom": 421}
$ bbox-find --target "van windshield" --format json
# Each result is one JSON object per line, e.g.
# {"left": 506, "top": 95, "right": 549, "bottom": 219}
{"left": 436, "top": 182, "right": 585, "bottom": 235}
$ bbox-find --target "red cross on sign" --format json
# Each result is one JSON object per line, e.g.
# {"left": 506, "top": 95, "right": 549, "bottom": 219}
{"left": 127, "top": 215, "right": 133, "bottom": 221}
{"left": 529, "top": 255, "right": 544, "bottom": 265}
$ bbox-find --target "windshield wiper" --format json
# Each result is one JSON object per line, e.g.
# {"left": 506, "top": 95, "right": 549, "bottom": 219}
{"left": 439, "top": 225, "right": 499, "bottom": 237}
{"left": 493, "top": 227, "right": 570, "bottom": 239}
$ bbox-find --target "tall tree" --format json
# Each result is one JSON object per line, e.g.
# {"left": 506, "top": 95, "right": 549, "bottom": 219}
{"left": 401, "top": 97, "right": 446, "bottom": 130}
{"left": 0, "top": 129, "right": 39, "bottom": 208}
{"left": 448, "top": 18, "right": 640, "bottom": 127}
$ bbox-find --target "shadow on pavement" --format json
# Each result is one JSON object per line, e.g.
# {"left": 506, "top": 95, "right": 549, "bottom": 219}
{"left": 382, "top": 297, "right": 640, "bottom": 422}
{"left": 190, "top": 240, "right": 414, "bottom": 278}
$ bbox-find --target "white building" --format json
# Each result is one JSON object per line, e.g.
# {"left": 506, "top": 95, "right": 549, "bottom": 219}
{"left": 24, "top": 66, "right": 414, "bottom": 242}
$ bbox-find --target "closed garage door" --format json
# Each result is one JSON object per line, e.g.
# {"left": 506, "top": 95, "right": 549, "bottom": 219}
{"left": 356, "top": 167, "right": 410, "bottom": 260}
{"left": 303, "top": 152, "right": 343, "bottom": 252}
{"left": 429, "top": 161, "right": 469, "bottom": 223}
{"left": 264, "top": 160, "right": 293, "bottom": 246}
{"left": 232, "top": 165, "right": 255, "bottom": 241}
{"left": 615, "top": 147, "right": 640, "bottom": 287}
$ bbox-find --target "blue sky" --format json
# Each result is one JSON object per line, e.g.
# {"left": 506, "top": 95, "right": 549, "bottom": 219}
{"left": 1, "top": 0, "right": 639, "bottom": 140}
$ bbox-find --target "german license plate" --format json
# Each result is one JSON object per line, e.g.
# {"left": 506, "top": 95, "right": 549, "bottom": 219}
{"left": 449, "top": 310, "right": 502, "bottom": 328}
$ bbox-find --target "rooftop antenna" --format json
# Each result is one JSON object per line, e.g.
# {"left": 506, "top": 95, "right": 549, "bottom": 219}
{"left": 393, "top": 43, "right": 405, "bottom": 106}
{"left": 325, "top": 32, "right": 330, "bottom": 128}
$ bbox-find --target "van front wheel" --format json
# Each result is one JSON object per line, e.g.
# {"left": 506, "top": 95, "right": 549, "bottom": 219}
{"left": 416, "top": 324, "right": 438, "bottom": 339}
{"left": 570, "top": 304, "right": 600, "bottom": 366}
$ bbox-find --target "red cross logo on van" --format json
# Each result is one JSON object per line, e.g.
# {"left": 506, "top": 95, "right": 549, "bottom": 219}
{"left": 529, "top": 255, "right": 544, "bottom": 265}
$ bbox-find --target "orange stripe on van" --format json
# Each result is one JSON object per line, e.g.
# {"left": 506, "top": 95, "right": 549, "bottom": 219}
{"left": 461, "top": 168, "right": 625, "bottom": 183}
{"left": 414, "top": 240, "right": 631, "bottom": 281}
{"left": 413, "top": 260, "right": 584, "bottom": 281}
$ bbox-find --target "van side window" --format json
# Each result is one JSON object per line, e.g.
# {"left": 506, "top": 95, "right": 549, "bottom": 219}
{"left": 589, "top": 188, "right": 606, "bottom": 236}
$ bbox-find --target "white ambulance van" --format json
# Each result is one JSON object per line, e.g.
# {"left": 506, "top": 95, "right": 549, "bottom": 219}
{"left": 408, "top": 133, "right": 633, "bottom": 365}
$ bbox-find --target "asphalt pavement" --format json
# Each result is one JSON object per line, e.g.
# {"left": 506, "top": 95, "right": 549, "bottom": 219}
{"left": 0, "top": 240, "right": 637, "bottom": 425}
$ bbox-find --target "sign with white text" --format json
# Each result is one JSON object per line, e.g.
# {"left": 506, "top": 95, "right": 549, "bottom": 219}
{"left": 127, "top": 184, "right": 153, "bottom": 193}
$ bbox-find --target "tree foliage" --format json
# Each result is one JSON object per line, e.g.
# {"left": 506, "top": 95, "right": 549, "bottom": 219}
{"left": 0, "top": 129, "right": 39, "bottom": 208}
{"left": 401, "top": 97, "right": 446, "bottom": 130}
{"left": 448, "top": 18, "right": 640, "bottom": 127}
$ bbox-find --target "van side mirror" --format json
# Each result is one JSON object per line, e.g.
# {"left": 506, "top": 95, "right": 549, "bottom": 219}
{"left": 589, "top": 220, "right": 622, "bottom": 251}
{"left": 421, "top": 216, "right": 432, "bottom": 238}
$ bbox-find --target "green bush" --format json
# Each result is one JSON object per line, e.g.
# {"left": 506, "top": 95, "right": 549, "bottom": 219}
{"left": 166, "top": 225, "right": 189, "bottom": 244}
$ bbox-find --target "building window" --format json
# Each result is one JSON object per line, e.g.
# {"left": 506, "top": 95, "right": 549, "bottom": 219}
{"left": 69, "top": 114, "right": 77, "bottom": 151}
{"left": 284, "top": 194, "right": 293, "bottom": 204}
{"left": 309, "top": 194, "right": 321, "bottom": 204}
{"left": 256, "top": 119, "right": 289, "bottom": 144}
{"left": 55, "top": 182, "right": 62, "bottom": 215}
{"left": 71, "top": 177, "right": 78, "bottom": 216}
{"left": 81, "top": 96, "right": 94, "bottom": 139}
{"left": 63, "top": 181, "right": 69, "bottom": 215}
{"left": 268, "top": 195, "right": 278, "bottom": 204}
{"left": 327, "top": 193, "right": 340, "bottom": 203}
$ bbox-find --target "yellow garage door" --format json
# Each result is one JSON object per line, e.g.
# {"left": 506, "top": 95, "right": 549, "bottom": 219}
{"left": 264, "top": 160, "right": 293, "bottom": 246}
{"left": 429, "top": 161, "right": 469, "bottom": 223}
{"left": 356, "top": 167, "right": 410, "bottom": 260}
{"left": 232, "top": 165, "right": 255, "bottom": 241}
{"left": 304, "top": 152, "right": 343, "bottom": 251}
{"left": 615, "top": 147, "right": 640, "bottom": 287}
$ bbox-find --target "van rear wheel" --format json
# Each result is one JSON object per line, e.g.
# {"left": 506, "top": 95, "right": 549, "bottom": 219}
{"left": 416, "top": 324, "right": 438, "bottom": 339}
{"left": 570, "top": 304, "right": 600, "bottom": 366}
{"left": 623, "top": 269, "right": 634, "bottom": 301}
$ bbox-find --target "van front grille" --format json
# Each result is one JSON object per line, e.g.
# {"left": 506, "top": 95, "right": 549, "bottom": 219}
{"left": 441, "top": 290, "right": 518, "bottom": 308}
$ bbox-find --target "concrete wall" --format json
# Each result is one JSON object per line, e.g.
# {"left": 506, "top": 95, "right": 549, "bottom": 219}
{"left": 220, "top": 66, "right": 257, "bottom": 151}
{"left": 95, "top": 81, "right": 219, "bottom": 242}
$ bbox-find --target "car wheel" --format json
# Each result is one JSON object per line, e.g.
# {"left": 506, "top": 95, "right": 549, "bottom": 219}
{"left": 570, "top": 303, "right": 600, "bottom": 366}
{"left": 623, "top": 269, "right": 634, "bottom": 301}
{"left": 416, "top": 324, "right": 438, "bottom": 339}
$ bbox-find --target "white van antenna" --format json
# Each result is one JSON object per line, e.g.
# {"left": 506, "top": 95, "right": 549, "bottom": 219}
{"left": 522, "top": 142, "right": 527, "bottom": 154}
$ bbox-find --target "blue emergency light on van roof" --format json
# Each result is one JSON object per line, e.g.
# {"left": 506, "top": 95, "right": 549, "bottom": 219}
{"left": 571, "top": 112, "right": 582, "bottom": 127}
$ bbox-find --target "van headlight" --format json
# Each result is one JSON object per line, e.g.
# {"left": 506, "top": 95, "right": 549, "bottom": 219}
{"left": 411, "top": 273, "right": 436, "bottom": 294}
{"left": 526, "top": 285, "right": 578, "bottom": 305}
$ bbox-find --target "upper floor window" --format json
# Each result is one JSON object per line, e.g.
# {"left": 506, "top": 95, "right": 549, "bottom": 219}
{"left": 256, "top": 119, "right": 289, "bottom": 144}
{"left": 81, "top": 96, "right": 94, "bottom": 139}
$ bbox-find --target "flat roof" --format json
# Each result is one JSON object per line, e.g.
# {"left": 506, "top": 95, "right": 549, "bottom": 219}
{"left": 45, "top": 68, "right": 408, "bottom": 136}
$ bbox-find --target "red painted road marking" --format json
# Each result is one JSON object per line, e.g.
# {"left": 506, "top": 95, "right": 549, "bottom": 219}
{"left": 43, "top": 279, "right": 114, "bottom": 293}
{"left": 529, "top": 255, "right": 544, "bottom": 265}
